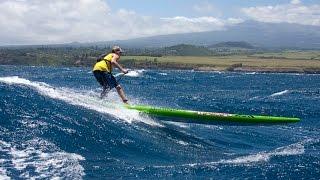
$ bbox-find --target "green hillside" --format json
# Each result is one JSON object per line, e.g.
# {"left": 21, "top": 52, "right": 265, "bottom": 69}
{"left": 164, "top": 44, "right": 213, "bottom": 56}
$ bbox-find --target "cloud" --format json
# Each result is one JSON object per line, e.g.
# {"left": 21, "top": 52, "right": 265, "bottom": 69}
{"left": 290, "top": 0, "right": 301, "bottom": 5}
{"left": 160, "top": 16, "right": 226, "bottom": 33}
{"left": 192, "top": 1, "right": 222, "bottom": 17}
{"left": 193, "top": 2, "right": 214, "bottom": 14}
{"left": 160, "top": 16, "right": 243, "bottom": 34}
{"left": 242, "top": 1, "right": 320, "bottom": 26}
{"left": 0, "top": 0, "right": 112, "bottom": 44}
{"left": 0, "top": 0, "right": 243, "bottom": 45}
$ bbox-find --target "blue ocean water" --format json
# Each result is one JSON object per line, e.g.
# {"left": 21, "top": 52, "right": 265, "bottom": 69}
{"left": 0, "top": 65, "right": 319, "bottom": 179}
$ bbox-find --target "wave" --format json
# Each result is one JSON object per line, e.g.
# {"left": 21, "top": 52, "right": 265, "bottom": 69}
{"left": 215, "top": 138, "right": 316, "bottom": 165}
{"left": 270, "top": 90, "right": 290, "bottom": 97}
{"left": 218, "top": 141, "right": 304, "bottom": 165}
{"left": 158, "top": 72, "right": 168, "bottom": 76}
{"left": 153, "top": 138, "right": 317, "bottom": 169}
{"left": 0, "top": 76, "right": 160, "bottom": 126}
{"left": 115, "top": 69, "right": 145, "bottom": 78}
{"left": 0, "top": 139, "right": 85, "bottom": 179}
{"left": 163, "top": 121, "right": 190, "bottom": 128}
{"left": 0, "top": 166, "right": 10, "bottom": 180}
{"left": 249, "top": 89, "right": 291, "bottom": 100}
{"left": 245, "top": 72, "right": 257, "bottom": 75}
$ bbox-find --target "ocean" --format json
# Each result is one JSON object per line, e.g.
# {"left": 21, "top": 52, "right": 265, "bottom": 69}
{"left": 0, "top": 65, "right": 319, "bottom": 179}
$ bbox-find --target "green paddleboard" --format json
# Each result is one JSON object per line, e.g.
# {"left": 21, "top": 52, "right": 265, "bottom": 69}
{"left": 125, "top": 105, "right": 300, "bottom": 123}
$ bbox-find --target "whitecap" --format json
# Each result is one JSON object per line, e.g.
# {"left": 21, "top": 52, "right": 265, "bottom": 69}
{"left": 270, "top": 90, "right": 290, "bottom": 97}
{"left": 152, "top": 138, "right": 317, "bottom": 168}
{"left": 163, "top": 121, "right": 189, "bottom": 128}
{"left": 0, "top": 139, "right": 85, "bottom": 179}
{"left": 216, "top": 139, "right": 312, "bottom": 165}
{"left": 245, "top": 72, "right": 257, "bottom": 75}
{"left": 0, "top": 76, "right": 161, "bottom": 127}
{"left": 177, "top": 140, "right": 189, "bottom": 146}
{"left": 0, "top": 166, "right": 10, "bottom": 180}
{"left": 115, "top": 69, "right": 145, "bottom": 78}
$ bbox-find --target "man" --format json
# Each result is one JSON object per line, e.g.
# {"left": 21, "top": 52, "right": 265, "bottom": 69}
{"left": 93, "top": 46, "right": 129, "bottom": 104}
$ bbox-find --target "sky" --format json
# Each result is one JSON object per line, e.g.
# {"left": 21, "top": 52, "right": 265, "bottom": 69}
{"left": 0, "top": 0, "right": 319, "bottom": 45}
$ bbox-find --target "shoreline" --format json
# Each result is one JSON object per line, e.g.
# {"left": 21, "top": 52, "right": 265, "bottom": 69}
{"left": 1, "top": 47, "right": 319, "bottom": 74}
{"left": 1, "top": 63, "right": 320, "bottom": 74}
{"left": 120, "top": 62, "right": 320, "bottom": 74}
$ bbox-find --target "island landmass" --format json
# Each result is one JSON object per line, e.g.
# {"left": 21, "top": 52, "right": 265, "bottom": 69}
{"left": 1, "top": 43, "right": 320, "bottom": 74}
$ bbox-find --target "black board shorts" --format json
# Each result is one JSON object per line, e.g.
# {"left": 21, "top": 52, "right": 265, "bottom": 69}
{"left": 93, "top": 70, "right": 118, "bottom": 89}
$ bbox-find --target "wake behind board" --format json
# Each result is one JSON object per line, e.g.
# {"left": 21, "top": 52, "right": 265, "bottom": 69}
{"left": 124, "top": 105, "right": 300, "bottom": 123}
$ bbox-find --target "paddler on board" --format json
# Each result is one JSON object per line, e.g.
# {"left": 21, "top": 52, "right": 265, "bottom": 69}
{"left": 93, "top": 46, "right": 129, "bottom": 104}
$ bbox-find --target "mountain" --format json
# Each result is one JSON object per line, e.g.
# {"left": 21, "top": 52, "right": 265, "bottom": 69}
{"left": 209, "top": 41, "right": 255, "bottom": 49}
{"left": 106, "top": 21, "right": 320, "bottom": 49}
{"left": 4, "top": 21, "right": 318, "bottom": 50}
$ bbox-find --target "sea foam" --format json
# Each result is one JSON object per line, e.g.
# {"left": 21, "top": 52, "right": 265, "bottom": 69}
{"left": 153, "top": 138, "right": 316, "bottom": 169}
{"left": 0, "top": 139, "right": 85, "bottom": 179}
{"left": 0, "top": 76, "right": 160, "bottom": 127}
{"left": 270, "top": 90, "right": 290, "bottom": 97}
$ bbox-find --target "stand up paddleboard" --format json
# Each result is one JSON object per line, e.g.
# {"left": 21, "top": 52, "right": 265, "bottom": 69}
{"left": 125, "top": 105, "right": 300, "bottom": 123}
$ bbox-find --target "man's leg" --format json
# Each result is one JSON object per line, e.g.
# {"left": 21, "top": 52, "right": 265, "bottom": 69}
{"left": 116, "top": 85, "right": 128, "bottom": 103}
{"left": 93, "top": 71, "right": 108, "bottom": 99}
{"left": 100, "top": 86, "right": 110, "bottom": 99}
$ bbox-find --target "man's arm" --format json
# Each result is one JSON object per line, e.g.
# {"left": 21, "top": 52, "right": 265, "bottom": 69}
{"left": 111, "top": 54, "right": 128, "bottom": 73}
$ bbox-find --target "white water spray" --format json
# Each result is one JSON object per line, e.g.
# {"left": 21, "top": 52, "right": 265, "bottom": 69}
{"left": 0, "top": 76, "right": 161, "bottom": 126}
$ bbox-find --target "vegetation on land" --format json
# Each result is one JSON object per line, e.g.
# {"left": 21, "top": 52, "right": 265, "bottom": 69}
{"left": 1, "top": 44, "right": 320, "bottom": 73}
{"left": 121, "top": 54, "right": 320, "bottom": 73}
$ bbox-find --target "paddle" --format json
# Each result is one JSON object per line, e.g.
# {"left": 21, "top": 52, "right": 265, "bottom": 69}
{"left": 114, "top": 71, "right": 129, "bottom": 82}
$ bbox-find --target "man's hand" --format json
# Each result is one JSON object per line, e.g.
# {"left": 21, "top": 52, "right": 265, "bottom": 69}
{"left": 122, "top": 69, "right": 129, "bottom": 74}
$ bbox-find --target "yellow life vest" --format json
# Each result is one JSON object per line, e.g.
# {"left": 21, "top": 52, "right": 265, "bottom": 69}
{"left": 93, "top": 53, "right": 113, "bottom": 72}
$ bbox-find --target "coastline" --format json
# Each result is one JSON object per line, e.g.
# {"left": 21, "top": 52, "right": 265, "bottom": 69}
{"left": 1, "top": 52, "right": 320, "bottom": 74}
{"left": 120, "top": 59, "right": 320, "bottom": 74}
{"left": 1, "top": 62, "right": 320, "bottom": 74}
{"left": 1, "top": 46, "right": 319, "bottom": 74}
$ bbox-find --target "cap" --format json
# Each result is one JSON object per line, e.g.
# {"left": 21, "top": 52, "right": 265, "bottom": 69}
{"left": 112, "top": 46, "right": 123, "bottom": 53}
